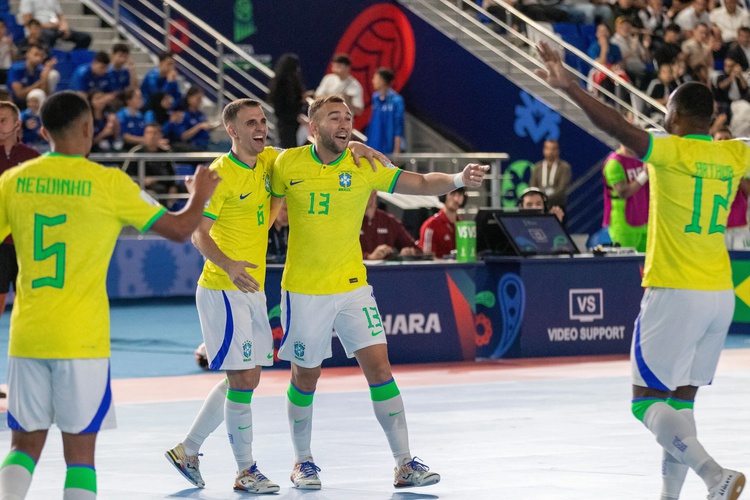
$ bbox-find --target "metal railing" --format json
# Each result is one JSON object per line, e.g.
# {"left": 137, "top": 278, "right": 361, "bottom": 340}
{"left": 89, "top": 151, "right": 509, "bottom": 208}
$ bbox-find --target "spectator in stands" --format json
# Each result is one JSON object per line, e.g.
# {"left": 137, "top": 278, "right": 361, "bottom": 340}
{"left": 558, "top": 0, "right": 612, "bottom": 26}
{"left": 602, "top": 144, "right": 649, "bottom": 251}
{"left": 639, "top": 0, "right": 670, "bottom": 43}
{"left": 531, "top": 139, "right": 571, "bottom": 210}
{"left": 109, "top": 43, "right": 137, "bottom": 93}
{"left": 673, "top": 0, "right": 710, "bottom": 38}
{"left": 122, "top": 123, "right": 180, "bottom": 208}
{"left": 89, "top": 89, "right": 121, "bottom": 153}
{"left": 0, "top": 101, "right": 39, "bottom": 321}
{"left": 653, "top": 24, "right": 683, "bottom": 66}
{"left": 141, "top": 51, "right": 182, "bottom": 109}
{"left": 143, "top": 91, "right": 183, "bottom": 145}
{"left": 367, "top": 67, "right": 405, "bottom": 156}
{"left": 19, "top": 88, "right": 45, "bottom": 148}
{"left": 0, "top": 20, "right": 15, "bottom": 85}
{"left": 517, "top": 186, "right": 565, "bottom": 222}
{"left": 515, "top": 0, "right": 570, "bottom": 24}
{"left": 19, "top": 0, "right": 91, "bottom": 50}
{"left": 361, "top": 191, "right": 420, "bottom": 260}
{"left": 681, "top": 22, "right": 715, "bottom": 70}
{"left": 70, "top": 51, "right": 114, "bottom": 95}
{"left": 610, "top": 0, "right": 645, "bottom": 30}
{"left": 267, "top": 53, "right": 306, "bottom": 148}
{"left": 587, "top": 23, "right": 629, "bottom": 101}
{"left": 178, "top": 85, "right": 212, "bottom": 151}
{"left": 267, "top": 200, "right": 289, "bottom": 263}
{"left": 727, "top": 26, "right": 750, "bottom": 70}
{"left": 611, "top": 16, "right": 653, "bottom": 88}
{"left": 709, "top": 0, "right": 750, "bottom": 56}
{"left": 711, "top": 127, "right": 750, "bottom": 249}
{"left": 645, "top": 63, "right": 676, "bottom": 122}
{"left": 7, "top": 44, "right": 57, "bottom": 109}
{"left": 314, "top": 53, "right": 364, "bottom": 116}
{"left": 672, "top": 56, "right": 693, "bottom": 85}
{"left": 419, "top": 188, "right": 465, "bottom": 259}
{"left": 116, "top": 88, "right": 147, "bottom": 148}
{"left": 713, "top": 57, "right": 750, "bottom": 119}
{"left": 16, "top": 19, "right": 49, "bottom": 60}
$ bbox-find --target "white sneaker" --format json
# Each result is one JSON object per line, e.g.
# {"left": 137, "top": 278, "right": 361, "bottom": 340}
{"left": 291, "top": 460, "right": 322, "bottom": 490}
{"left": 234, "top": 463, "right": 280, "bottom": 494}
{"left": 394, "top": 457, "right": 440, "bottom": 488}
{"left": 708, "top": 469, "right": 746, "bottom": 500}
{"left": 165, "top": 443, "right": 205, "bottom": 488}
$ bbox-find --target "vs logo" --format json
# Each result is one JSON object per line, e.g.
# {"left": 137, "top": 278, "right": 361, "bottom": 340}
{"left": 569, "top": 289, "right": 603, "bottom": 323}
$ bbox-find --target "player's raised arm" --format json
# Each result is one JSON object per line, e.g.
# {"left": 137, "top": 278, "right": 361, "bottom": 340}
{"left": 150, "top": 165, "right": 221, "bottom": 242}
{"left": 393, "top": 163, "right": 489, "bottom": 196}
{"left": 535, "top": 41, "right": 651, "bottom": 159}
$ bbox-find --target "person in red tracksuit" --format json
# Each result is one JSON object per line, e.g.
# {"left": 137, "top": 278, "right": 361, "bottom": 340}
{"left": 418, "top": 187, "right": 465, "bottom": 258}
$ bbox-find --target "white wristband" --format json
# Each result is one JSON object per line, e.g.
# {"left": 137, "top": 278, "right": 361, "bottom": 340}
{"left": 636, "top": 170, "right": 649, "bottom": 186}
{"left": 453, "top": 172, "right": 465, "bottom": 188}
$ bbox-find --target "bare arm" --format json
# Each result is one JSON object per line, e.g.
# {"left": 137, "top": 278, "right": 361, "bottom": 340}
{"left": 393, "top": 163, "right": 489, "bottom": 195}
{"left": 612, "top": 178, "right": 646, "bottom": 199}
{"left": 268, "top": 195, "right": 284, "bottom": 226}
{"left": 190, "top": 215, "right": 260, "bottom": 293}
{"left": 536, "top": 42, "right": 651, "bottom": 158}
{"left": 149, "top": 165, "right": 220, "bottom": 242}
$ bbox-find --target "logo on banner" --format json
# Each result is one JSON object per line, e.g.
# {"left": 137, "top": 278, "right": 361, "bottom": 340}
{"left": 234, "top": 0, "right": 257, "bottom": 42}
{"left": 569, "top": 289, "right": 603, "bottom": 322}
{"left": 514, "top": 91, "right": 561, "bottom": 143}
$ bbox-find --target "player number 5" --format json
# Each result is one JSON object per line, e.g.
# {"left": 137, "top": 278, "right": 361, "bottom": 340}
{"left": 33, "top": 213, "right": 66, "bottom": 289}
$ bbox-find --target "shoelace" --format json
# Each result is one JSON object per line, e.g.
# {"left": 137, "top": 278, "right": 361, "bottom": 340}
{"left": 405, "top": 457, "right": 430, "bottom": 472}
{"left": 247, "top": 465, "right": 269, "bottom": 482}
{"left": 298, "top": 461, "right": 321, "bottom": 478}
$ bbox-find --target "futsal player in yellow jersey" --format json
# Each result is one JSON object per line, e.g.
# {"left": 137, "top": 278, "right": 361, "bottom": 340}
{"left": 271, "top": 95, "right": 488, "bottom": 490}
{"left": 537, "top": 43, "right": 745, "bottom": 499}
{"left": 0, "top": 91, "right": 220, "bottom": 500}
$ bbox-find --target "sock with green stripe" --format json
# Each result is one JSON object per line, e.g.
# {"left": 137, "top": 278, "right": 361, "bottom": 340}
{"left": 63, "top": 464, "right": 96, "bottom": 499}
{"left": 370, "top": 378, "right": 410, "bottom": 465}
{"left": 286, "top": 382, "right": 314, "bottom": 463}
{"left": 225, "top": 388, "right": 254, "bottom": 472}
{"left": 634, "top": 398, "right": 723, "bottom": 489}
{"left": 0, "top": 450, "right": 36, "bottom": 499}
{"left": 660, "top": 398, "right": 694, "bottom": 500}
{"left": 184, "top": 378, "right": 227, "bottom": 456}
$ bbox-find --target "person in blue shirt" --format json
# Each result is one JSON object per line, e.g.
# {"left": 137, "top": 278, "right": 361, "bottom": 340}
{"left": 177, "top": 85, "right": 212, "bottom": 150}
{"left": 19, "top": 88, "right": 46, "bottom": 148}
{"left": 116, "top": 88, "right": 147, "bottom": 148}
{"left": 366, "top": 67, "right": 405, "bottom": 155}
{"left": 109, "top": 43, "right": 137, "bottom": 93}
{"left": 7, "top": 44, "right": 57, "bottom": 109}
{"left": 141, "top": 51, "right": 182, "bottom": 108}
{"left": 70, "top": 51, "right": 114, "bottom": 94}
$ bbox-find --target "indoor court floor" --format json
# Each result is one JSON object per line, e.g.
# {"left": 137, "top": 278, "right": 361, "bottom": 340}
{"left": 0, "top": 300, "right": 748, "bottom": 499}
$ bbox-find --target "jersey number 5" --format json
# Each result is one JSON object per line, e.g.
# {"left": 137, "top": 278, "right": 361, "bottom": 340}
{"left": 685, "top": 176, "right": 732, "bottom": 235}
{"left": 33, "top": 213, "right": 66, "bottom": 289}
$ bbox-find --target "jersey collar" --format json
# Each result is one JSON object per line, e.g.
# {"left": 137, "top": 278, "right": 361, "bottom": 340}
{"left": 310, "top": 144, "right": 346, "bottom": 166}
{"left": 228, "top": 150, "right": 256, "bottom": 170}
{"left": 683, "top": 134, "right": 712, "bottom": 141}
{"left": 46, "top": 152, "right": 84, "bottom": 158}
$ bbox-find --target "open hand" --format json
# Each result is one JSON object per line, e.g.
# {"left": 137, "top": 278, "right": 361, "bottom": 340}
{"left": 535, "top": 41, "right": 575, "bottom": 91}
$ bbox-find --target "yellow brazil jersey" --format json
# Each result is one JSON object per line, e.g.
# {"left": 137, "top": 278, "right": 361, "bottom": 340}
{"left": 0, "top": 153, "right": 166, "bottom": 359}
{"left": 642, "top": 133, "right": 750, "bottom": 290}
{"left": 198, "top": 148, "right": 280, "bottom": 291}
{"left": 271, "top": 145, "right": 402, "bottom": 294}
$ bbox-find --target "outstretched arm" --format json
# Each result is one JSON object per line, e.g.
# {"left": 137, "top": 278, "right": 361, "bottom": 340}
{"left": 393, "top": 163, "right": 489, "bottom": 195}
{"left": 535, "top": 42, "right": 651, "bottom": 159}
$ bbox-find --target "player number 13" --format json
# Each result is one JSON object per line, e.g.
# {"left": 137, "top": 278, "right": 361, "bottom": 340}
{"left": 308, "top": 192, "right": 330, "bottom": 215}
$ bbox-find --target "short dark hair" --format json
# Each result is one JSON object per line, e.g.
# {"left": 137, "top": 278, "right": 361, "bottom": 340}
{"left": 331, "top": 53, "right": 351, "bottom": 66}
{"left": 144, "top": 122, "right": 162, "bottom": 133}
{"left": 26, "top": 18, "right": 41, "bottom": 28}
{"left": 112, "top": 43, "right": 130, "bottom": 55}
{"left": 438, "top": 187, "right": 467, "bottom": 207}
{"left": 93, "top": 51, "right": 110, "bottom": 65}
{"left": 740, "top": 26, "right": 750, "bottom": 35}
{"left": 308, "top": 95, "right": 346, "bottom": 121}
{"left": 0, "top": 101, "right": 20, "bottom": 121}
{"left": 158, "top": 51, "right": 174, "bottom": 62}
{"left": 222, "top": 98, "right": 262, "bottom": 126}
{"left": 26, "top": 43, "right": 45, "bottom": 54}
{"left": 41, "top": 91, "right": 91, "bottom": 136}
{"left": 375, "top": 67, "right": 395, "bottom": 86}
{"left": 671, "top": 82, "right": 714, "bottom": 126}
{"left": 665, "top": 24, "right": 681, "bottom": 34}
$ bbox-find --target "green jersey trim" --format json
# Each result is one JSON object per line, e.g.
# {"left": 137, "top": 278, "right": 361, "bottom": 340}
{"left": 141, "top": 206, "right": 167, "bottom": 232}
{"left": 227, "top": 151, "right": 255, "bottom": 170}
{"left": 641, "top": 133, "right": 654, "bottom": 162}
{"left": 46, "top": 152, "right": 84, "bottom": 158}
{"left": 203, "top": 211, "right": 217, "bottom": 220}
{"left": 310, "top": 144, "right": 346, "bottom": 166}
{"left": 387, "top": 169, "right": 403, "bottom": 194}
{"left": 683, "top": 134, "right": 712, "bottom": 141}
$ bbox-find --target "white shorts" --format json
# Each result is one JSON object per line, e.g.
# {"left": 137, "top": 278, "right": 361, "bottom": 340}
{"left": 725, "top": 226, "right": 750, "bottom": 250}
{"left": 278, "top": 285, "right": 387, "bottom": 368}
{"left": 196, "top": 286, "right": 274, "bottom": 371}
{"left": 631, "top": 288, "right": 734, "bottom": 391}
{"left": 7, "top": 357, "right": 116, "bottom": 434}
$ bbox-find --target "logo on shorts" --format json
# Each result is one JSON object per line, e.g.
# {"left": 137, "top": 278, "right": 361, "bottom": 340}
{"left": 293, "top": 340, "right": 306, "bottom": 360}
{"left": 339, "top": 172, "right": 352, "bottom": 190}
{"left": 242, "top": 340, "right": 252, "bottom": 360}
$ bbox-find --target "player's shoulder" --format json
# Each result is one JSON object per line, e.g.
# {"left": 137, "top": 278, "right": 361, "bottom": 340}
{"left": 276, "top": 145, "right": 309, "bottom": 166}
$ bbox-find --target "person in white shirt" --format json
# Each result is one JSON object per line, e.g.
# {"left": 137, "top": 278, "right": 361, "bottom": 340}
{"left": 709, "top": 0, "right": 750, "bottom": 44}
{"left": 610, "top": 16, "right": 652, "bottom": 87}
{"left": 674, "top": 0, "right": 711, "bottom": 38}
{"left": 314, "top": 53, "right": 364, "bottom": 116}
{"left": 19, "top": 0, "right": 92, "bottom": 50}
